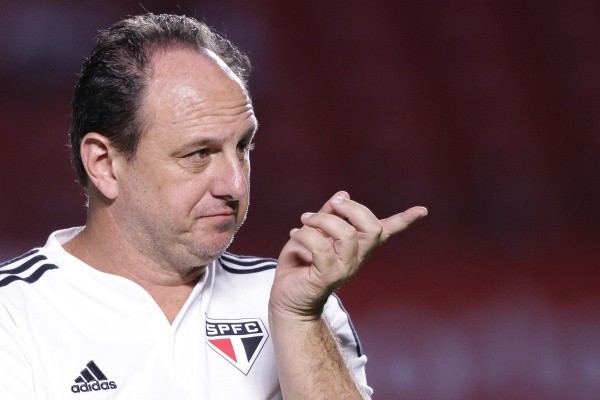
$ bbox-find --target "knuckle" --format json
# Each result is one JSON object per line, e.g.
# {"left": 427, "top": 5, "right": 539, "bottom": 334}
{"left": 342, "top": 226, "right": 358, "bottom": 241}
{"left": 313, "top": 238, "right": 332, "bottom": 254}
{"left": 373, "top": 222, "right": 384, "bottom": 237}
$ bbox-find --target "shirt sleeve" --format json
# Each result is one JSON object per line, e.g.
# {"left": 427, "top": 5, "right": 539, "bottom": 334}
{"left": 0, "top": 296, "right": 37, "bottom": 399}
{"left": 322, "top": 294, "right": 374, "bottom": 398}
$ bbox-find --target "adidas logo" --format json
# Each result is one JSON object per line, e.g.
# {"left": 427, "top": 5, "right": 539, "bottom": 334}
{"left": 70, "top": 360, "right": 117, "bottom": 394}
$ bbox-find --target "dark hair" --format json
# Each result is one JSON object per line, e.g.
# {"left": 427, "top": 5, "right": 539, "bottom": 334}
{"left": 69, "top": 13, "right": 251, "bottom": 186}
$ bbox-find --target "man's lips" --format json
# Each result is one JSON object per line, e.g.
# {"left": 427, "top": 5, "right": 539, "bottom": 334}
{"left": 194, "top": 202, "right": 239, "bottom": 219}
{"left": 200, "top": 210, "right": 237, "bottom": 218}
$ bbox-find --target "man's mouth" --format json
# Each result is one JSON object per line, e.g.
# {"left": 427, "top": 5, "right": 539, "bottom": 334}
{"left": 202, "top": 209, "right": 236, "bottom": 218}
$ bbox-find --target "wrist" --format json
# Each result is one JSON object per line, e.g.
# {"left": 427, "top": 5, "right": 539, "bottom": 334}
{"left": 268, "top": 299, "right": 324, "bottom": 327}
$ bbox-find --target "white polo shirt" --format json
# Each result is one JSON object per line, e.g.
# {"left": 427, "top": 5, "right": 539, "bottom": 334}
{"left": 0, "top": 228, "right": 372, "bottom": 399}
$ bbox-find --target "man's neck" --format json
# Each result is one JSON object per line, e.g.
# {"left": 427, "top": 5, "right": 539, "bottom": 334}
{"left": 62, "top": 217, "right": 206, "bottom": 324}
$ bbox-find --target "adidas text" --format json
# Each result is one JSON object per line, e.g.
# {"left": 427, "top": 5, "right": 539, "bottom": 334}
{"left": 71, "top": 381, "right": 117, "bottom": 393}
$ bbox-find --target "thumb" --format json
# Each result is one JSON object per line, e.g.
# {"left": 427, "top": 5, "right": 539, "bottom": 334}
{"left": 380, "top": 206, "right": 428, "bottom": 241}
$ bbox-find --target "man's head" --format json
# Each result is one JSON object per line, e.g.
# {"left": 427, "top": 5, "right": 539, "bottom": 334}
{"left": 70, "top": 13, "right": 250, "bottom": 187}
{"left": 72, "top": 14, "right": 257, "bottom": 268}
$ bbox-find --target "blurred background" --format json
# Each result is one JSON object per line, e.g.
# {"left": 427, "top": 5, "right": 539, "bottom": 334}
{"left": 0, "top": 1, "right": 599, "bottom": 398}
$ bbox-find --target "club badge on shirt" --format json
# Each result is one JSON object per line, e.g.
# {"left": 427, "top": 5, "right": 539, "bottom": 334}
{"left": 206, "top": 317, "right": 269, "bottom": 375}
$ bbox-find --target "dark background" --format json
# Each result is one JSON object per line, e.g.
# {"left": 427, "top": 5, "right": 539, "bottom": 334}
{"left": 1, "top": 1, "right": 599, "bottom": 398}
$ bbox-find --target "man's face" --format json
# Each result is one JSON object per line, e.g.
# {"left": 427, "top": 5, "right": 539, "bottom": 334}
{"left": 111, "top": 47, "right": 257, "bottom": 269}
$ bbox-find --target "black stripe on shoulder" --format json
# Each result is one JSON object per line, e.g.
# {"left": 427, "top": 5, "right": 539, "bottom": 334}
{"left": 0, "top": 249, "right": 40, "bottom": 269}
{"left": 332, "top": 293, "right": 363, "bottom": 357}
{"left": 219, "top": 252, "right": 277, "bottom": 274}
{"left": 221, "top": 252, "right": 277, "bottom": 266}
{"left": 0, "top": 255, "right": 48, "bottom": 276}
{"left": 0, "top": 264, "right": 59, "bottom": 288}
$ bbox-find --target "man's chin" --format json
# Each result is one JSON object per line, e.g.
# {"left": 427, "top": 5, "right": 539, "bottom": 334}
{"left": 189, "top": 232, "right": 237, "bottom": 264}
{"left": 188, "top": 213, "right": 245, "bottom": 263}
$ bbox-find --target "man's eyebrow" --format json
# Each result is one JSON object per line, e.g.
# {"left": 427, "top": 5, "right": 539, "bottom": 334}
{"left": 177, "top": 123, "right": 258, "bottom": 151}
{"left": 181, "top": 137, "right": 216, "bottom": 148}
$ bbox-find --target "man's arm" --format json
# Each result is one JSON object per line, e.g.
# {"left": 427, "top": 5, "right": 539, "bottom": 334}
{"left": 269, "top": 311, "right": 367, "bottom": 398}
{"left": 269, "top": 191, "right": 427, "bottom": 399}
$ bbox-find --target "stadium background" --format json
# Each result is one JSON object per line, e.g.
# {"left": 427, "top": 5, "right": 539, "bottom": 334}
{"left": 0, "top": 1, "right": 598, "bottom": 398}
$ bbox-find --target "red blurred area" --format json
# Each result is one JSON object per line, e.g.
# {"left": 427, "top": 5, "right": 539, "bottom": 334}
{"left": 0, "top": 1, "right": 598, "bottom": 398}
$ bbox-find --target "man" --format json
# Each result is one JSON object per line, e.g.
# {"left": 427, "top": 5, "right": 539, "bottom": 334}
{"left": 0, "top": 13, "right": 426, "bottom": 399}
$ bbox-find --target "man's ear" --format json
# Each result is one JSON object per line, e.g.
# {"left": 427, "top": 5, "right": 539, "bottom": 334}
{"left": 80, "top": 133, "right": 121, "bottom": 200}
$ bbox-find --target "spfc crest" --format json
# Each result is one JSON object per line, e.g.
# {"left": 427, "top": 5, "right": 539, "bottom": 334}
{"left": 206, "top": 317, "right": 269, "bottom": 375}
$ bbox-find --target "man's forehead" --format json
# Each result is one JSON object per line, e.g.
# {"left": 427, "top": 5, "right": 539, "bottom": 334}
{"left": 148, "top": 46, "right": 246, "bottom": 94}
{"left": 135, "top": 46, "right": 256, "bottom": 145}
{"left": 143, "top": 46, "right": 253, "bottom": 118}
{"left": 200, "top": 48, "right": 246, "bottom": 86}
{"left": 145, "top": 47, "right": 251, "bottom": 107}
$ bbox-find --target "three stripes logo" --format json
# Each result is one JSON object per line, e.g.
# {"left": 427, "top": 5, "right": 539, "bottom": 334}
{"left": 206, "top": 317, "right": 269, "bottom": 375}
{"left": 0, "top": 249, "right": 58, "bottom": 288}
{"left": 70, "top": 360, "right": 117, "bottom": 394}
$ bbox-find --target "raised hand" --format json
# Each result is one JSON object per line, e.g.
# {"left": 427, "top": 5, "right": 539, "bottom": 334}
{"left": 269, "top": 191, "right": 427, "bottom": 320}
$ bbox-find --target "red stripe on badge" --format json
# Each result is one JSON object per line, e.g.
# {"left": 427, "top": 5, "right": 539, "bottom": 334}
{"left": 208, "top": 338, "right": 237, "bottom": 362}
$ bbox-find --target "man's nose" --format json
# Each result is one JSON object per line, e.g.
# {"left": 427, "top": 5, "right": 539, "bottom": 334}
{"left": 210, "top": 152, "right": 249, "bottom": 200}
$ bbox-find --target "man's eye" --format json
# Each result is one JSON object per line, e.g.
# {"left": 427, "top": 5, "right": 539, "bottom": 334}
{"left": 237, "top": 142, "right": 256, "bottom": 159}
{"left": 186, "top": 149, "right": 210, "bottom": 162}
